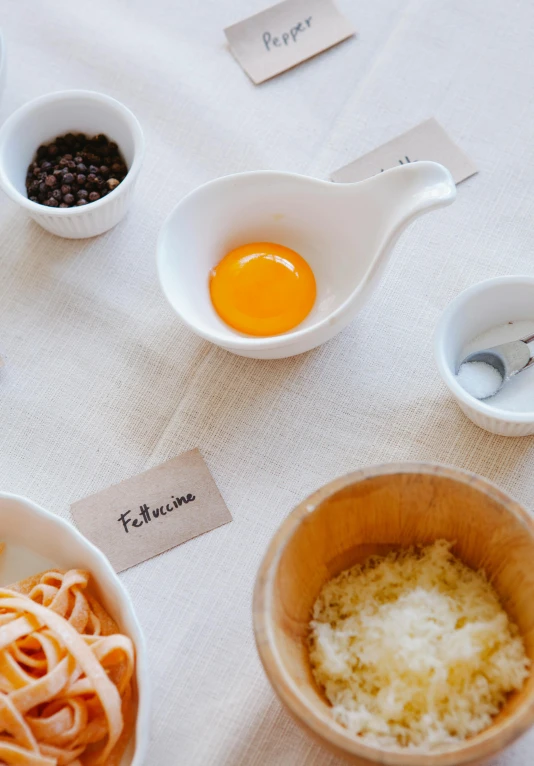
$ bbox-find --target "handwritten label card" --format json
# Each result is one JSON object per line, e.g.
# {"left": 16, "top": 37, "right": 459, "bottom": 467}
{"left": 225, "top": 0, "right": 355, "bottom": 84}
{"left": 331, "top": 119, "right": 477, "bottom": 185}
{"left": 71, "top": 449, "right": 232, "bottom": 573}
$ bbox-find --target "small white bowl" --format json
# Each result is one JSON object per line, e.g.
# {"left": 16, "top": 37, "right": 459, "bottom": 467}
{"left": 0, "top": 492, "right": 150, "bottom": 765}
{"left": 434, "top": 276, "right": 534, "bottom": 436}
{"left": 0, "top": 90, "right": 144, "bottom": 238}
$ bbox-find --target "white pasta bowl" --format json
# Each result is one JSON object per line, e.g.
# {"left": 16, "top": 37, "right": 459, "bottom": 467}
{"left": 434, "top": 275, "right": 534, "bottom": 436}
{"left": 0, "top": 492, "right": 150, "bottom": 765}
{"left": 254, "top": 463, "right": 534, "bottom": 766}
{"left": 0, "top": 90, "right": 144, "bottom": 238}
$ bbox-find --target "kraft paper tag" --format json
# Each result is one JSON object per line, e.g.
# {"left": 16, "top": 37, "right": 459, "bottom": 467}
{"left": 224, "top": 0, "right": 355, "bottom": 84}
{"left": 331, "top": 118, "right": 477, "bottom": 185}
{"left": 71, "top": 450, "right": 232, "bottom": 573}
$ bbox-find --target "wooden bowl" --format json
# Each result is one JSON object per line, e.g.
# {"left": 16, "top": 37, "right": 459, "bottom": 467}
{"left": 253, "top": 464, "right": 534, "bottom": 766}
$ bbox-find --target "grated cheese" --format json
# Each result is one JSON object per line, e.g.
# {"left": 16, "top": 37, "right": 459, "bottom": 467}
{"left": 309, "top": 540, "right": 530, "bottom": 750}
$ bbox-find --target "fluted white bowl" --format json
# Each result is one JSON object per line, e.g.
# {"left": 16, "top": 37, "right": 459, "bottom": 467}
{"left": 434, "top": 276, "right": 534, "bottom": 436}
{"left": 0, "top": 90, "right": 144, "bottom": 238}
{"left": 0, "top": 492, "right": 150, "bottom": 764}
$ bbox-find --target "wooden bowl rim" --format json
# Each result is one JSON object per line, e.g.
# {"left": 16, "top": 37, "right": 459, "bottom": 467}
{"left": 253, "top": 462, "right": 534, "bottom": 766}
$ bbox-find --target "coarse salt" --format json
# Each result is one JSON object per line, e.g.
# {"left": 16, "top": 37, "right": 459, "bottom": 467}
{"left": 456, "top": 360, "right": 503, "bottom": 399}
{"left": 458, "top": 320, "right": 534, "bottom": 413}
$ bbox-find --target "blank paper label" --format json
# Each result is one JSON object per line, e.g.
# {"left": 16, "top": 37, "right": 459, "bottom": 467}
{"left": 225, "top": 0, "right": 355, "bottom": 84}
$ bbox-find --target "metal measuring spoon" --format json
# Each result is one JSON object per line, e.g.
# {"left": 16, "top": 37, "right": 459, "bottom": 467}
{"left": 458, "top": 332, "right": 534, "bottom": 398}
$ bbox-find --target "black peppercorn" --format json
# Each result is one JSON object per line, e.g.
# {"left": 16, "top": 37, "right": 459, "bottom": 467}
{"left": 26, "top": 132, "right": 128, "bottom": 208}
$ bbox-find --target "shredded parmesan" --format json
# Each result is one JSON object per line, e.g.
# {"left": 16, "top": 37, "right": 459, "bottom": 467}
{"left": 309, "top": 540, "right": 529, "bottom": 750}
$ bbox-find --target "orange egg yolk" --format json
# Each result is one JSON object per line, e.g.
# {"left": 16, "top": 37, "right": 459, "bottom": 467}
{"left": 209, "top": 242, "right": 316, "bottom": 337}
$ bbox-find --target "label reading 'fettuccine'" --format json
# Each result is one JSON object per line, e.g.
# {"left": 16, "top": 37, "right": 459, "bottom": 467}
{"left": 71, "top": 449, "right": 232, "bottom": 572}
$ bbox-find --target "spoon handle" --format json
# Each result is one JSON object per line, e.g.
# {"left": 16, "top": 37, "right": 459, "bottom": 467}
{"left": 517, "top": 334, "right": 534, "bottom": 371}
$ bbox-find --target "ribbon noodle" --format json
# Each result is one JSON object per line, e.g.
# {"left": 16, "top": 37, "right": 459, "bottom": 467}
{"left": 0, "top": 570, "right": 134, "bottom": 764}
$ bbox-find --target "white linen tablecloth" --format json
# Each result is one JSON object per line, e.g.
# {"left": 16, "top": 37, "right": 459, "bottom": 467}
{"left": 1, "top": 0, "right": 534, "bottom": 763}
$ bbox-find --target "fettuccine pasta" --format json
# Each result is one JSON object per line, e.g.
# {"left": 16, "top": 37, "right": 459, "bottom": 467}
{"left": 0, "top": 569, "right": 135, "bottom": 765}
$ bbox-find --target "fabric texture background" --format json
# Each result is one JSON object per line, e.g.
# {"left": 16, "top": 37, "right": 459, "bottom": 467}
{"left": 1, "top": 0, "right": 534, "bottom": 763}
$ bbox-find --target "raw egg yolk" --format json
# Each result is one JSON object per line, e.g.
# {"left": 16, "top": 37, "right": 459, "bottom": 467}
{"left": 209, "top": 242, "right": 316, "bottom": 337}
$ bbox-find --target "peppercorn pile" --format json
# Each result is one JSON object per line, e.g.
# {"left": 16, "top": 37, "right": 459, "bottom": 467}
{"left": 25, "top": 133, "right": 128, "bottom": 208}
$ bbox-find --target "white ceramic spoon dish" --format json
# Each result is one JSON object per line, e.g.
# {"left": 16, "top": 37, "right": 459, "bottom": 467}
{"left": 157, "top": 162, "right": 456, "bottom": 359}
